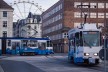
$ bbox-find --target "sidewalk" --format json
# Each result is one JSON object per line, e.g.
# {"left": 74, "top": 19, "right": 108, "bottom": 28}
{"left": 51, "top": 53, "right": 68, "bottom": 56}
{"left": 99, "top": 61, "right": 108, "bottom": 72}
{"left": 0, "top": 54, "right": 11, "bottom": 59}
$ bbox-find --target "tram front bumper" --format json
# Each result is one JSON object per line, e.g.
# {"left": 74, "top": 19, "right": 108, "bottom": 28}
{"left": 84, "top": 58, "right": 99, "bottom": 64}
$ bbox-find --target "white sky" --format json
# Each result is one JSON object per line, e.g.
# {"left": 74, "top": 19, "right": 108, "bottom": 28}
{"left": 4, "top": 0, "right": 59, "bottom": 10}
{"left": 3, "top": 0, "right": 59, "bottom": 22}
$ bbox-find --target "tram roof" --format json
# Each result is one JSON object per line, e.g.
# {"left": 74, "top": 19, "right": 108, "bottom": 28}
{"left": 68, "top": 28, "right": 101, "bottom": 34}
{"left": 0, "top": 37, "right": 50, "bottom": 40}
{"left": 68, "top": 23, "right": 101, "bottom": 34}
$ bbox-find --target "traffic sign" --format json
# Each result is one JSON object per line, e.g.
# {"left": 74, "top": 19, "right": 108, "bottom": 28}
{"left": 99, "top": 49, "right": 108, "bottom": 60}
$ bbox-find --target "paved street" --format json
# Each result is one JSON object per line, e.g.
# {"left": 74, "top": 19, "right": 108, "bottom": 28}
{"left": 0, "top": 54, "right": 108, "bottom": 72}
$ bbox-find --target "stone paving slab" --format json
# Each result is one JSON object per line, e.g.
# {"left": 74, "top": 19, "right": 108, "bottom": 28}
{"left": 0, "top": 65, "right": 4, "bottom": 72}
{"left": 0, "top": 56, "right": 8, "bottom": 59}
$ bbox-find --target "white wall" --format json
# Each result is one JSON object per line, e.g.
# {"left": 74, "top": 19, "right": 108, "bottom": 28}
{"left": 21, "top": 23, "right": 42, "bottom": 38}
{"left": 0, "top": 9, "right": 13, "bottom": 37}
{"left": 0, "top": 9, "right": 13, "bottom": 50}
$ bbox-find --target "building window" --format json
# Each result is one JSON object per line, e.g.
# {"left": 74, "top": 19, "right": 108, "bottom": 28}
{"left": 82, "top": 2, "right": 89, "bottom": 8}
{"left": 74, "top": 12, "right": 81, "bottom": 18}
{"left": 106, "top": 3, "right": 108, "bottom": 8}
{"left": 63, "top": 33, "right": 68, "bottom": 38}
{"left": 52, "top": 17, "right": 55, "bottom": 23}
{"left": 60, "top": 13, "right": 63, "bottom": 19}
{"left": 82, "top": 12, "right": 88, "bottom": 18}
{"left": 28, "top": 25, "right": 31, "bottom": 30}
{"left": 59, "top": 4, "right": 61, "bottom": 10}
{"left": 59, "top": 23, "right": 62, "bottom": 29}
{"left": 56, "top": 6, "right": 59, "bottom": 12}
{"left": 55, "top": 16, "right": 58, "bottom": 21}
{"left": 90, "top": 13, "right": 96, "bottom": 18}
{"left": 98, "top": 23, "right": 104, "bottom": 28}
{"left": 90, "top": 3, "right": 97, "bottom": 8}
{"left": 3, "top": 21, "right": 7, "bottom": 27}
{"left": 3, "top": 31, "right": 7, "bottom": 37}
{"left": 98, "top": 13, "right": 104, "bottom": 18}
{"left": 106, "top": 13, "right": 108, "bottom": 18}
{"left": 3, "top": 11, "right": 7, "bottom": 17}
{"left": 74, "top": 2, "right": 81, "bottom": 8}
{"left": 34, "top": 26, "right": 37, "bottom": 29}
{"left": 98, "top": 3, "right": 104, "bottom": 8}
{"left": 74, "top": 23, "right": 81, "bottom": 28}
{"left": 60, "top": 4, "right": 62, "bottom": 9}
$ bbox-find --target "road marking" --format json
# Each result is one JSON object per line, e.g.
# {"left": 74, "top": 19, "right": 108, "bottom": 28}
{"left": 0, "top": 65, "right": 4, "bottom": 72}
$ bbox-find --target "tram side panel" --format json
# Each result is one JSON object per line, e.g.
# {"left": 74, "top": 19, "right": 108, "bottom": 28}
{"left": 68, "top": 33, "right": 84, "bottom": 63}
{"left": 20, "top": 40, "right": 36, "bottom": 56}
{"left": 20, "top": 40, "right": 54, "bottom": 55}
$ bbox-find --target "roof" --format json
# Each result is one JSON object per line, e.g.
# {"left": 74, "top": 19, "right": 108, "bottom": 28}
{"left": 28, "top": 12, "right": 33, "bottom": 18}
{"left": 27, "top": 12, "right": 41, "bottom": 23}
{"left": 0, "top": 37, "right": 50, "bottom": 40}
{"left": 0, "top": 0, "right": 13, "bottom": 9}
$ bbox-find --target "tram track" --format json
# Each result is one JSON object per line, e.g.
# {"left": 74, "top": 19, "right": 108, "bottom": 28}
{"left": 82, "top": 65, "right": 103, "bottom": 71}
{"left": 45, "top": 55, "right": 68, "bottom": 63}
{"left": 45, "top": 55, "right": 106, "bottom": 71}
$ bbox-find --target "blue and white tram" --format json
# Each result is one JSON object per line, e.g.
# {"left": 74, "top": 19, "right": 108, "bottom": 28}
{"left": 20, "top": 38, "right": 53, "bottom": 55}
{"left": 0, "top": 37, "right": 54, "bottom": 55}
{"left": 68, "top": 23, "right": 102, "bottom": 65}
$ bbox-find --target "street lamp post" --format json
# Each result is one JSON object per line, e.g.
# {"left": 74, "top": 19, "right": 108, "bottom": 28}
{"left": 103, "top": 36, "right": 107, "bottom": 72}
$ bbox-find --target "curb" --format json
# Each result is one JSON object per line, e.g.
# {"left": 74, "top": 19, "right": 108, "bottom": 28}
{"left": 0, "top": 56, "right": 8, "bottom": 59}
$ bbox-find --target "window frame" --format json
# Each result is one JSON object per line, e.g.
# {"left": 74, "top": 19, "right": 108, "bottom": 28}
{"left": 3, "top": 11, "right": 7, "bottom": 17}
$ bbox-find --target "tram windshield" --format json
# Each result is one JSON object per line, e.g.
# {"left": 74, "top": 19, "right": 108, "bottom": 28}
{"left": 83, "top": 31, "right": 100, "bottom": 47}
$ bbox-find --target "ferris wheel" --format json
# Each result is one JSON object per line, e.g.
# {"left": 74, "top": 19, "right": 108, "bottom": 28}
{"left": 10, "top": 0, "right": 44, "bottom": 22}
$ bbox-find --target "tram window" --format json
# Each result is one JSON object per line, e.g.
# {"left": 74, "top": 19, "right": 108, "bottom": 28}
{"left": 100, "top": 33, "right": 102, "bottom": 46}
{"left": 8, "top": 40, "right": 11, "bottom": 46}
{"left": 70, "top": 39, "right": 75, "bottom": 46}
{"left": 75, "top": 32, "right": 80, "bottom": 46}
{"left": 47, "top": 41, "right": 50, "bottom": 47}
{"left": 105, "top": 39, "right": 108, "bottom": 48}
{"left": 71, "top": 34, "right": 75, "bottom": 39}
{"left": 23, "top": 44, "right": 27, "bottom": 47}
{"left": 80, "top": 32, "right": 83, "bottom": 46}
{"left": 47, "top": 41, "right": 52, "bottom": 47}
{"left": 72, "top": 39, "right": 75, "bottom": 45}
{"left": 16, "top": 42, "right": 20, "bottom": 47}
{"left": 75, "top": 32, "right": 79, "bottom": 38}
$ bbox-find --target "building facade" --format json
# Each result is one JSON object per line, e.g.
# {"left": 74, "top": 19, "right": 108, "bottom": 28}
{"left": 0, "top": 0, "right": 13, "bottom": 54}
{"left": 13, "top": 12, "right": 42, "bottom": 38}
{"left": 42, "top": 0, "right": 108, "bottom": 53}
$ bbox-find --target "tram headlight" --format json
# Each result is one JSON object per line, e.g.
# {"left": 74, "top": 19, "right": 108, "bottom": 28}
{"left": 84, "top": 53, "right": 90, "bottom": 56}
{"left": 94, "top": 53, "right": 98, "bottom": 56}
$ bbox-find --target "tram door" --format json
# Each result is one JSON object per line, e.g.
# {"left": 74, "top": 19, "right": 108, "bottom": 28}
{"left": 12, "top": 40, "right": 21, "bottom": 50}
{"left": 38, "top": 40, "right": 47, "bottom": 50}
{"left": 2, "top": 39, "right": 7, "bottom": 54}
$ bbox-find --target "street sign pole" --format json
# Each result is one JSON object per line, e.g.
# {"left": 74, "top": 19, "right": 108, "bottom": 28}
{"left": 104, "top": 38, "right": 106, "bottom": 72}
